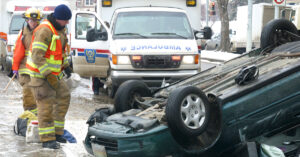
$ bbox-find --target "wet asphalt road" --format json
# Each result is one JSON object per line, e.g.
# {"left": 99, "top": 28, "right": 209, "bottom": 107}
{"left": 0, "top": 71, "right": 113, "bottom": 157}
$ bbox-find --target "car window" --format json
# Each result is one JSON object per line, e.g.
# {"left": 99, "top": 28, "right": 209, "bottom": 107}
{"left": 75, "top": 13, "right": 103, "bottom": 40}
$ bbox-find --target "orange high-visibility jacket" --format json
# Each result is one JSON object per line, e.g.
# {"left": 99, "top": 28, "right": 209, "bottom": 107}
{"left": 12, "top": 31, "right": 25, "bottom": 71}
{"left": 26, "top": 20, "right": 64, "bottom": 79}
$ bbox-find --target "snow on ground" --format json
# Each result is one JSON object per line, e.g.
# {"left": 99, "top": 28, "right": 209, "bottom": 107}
{"left": 201, "top": 50, "right": 240, "bottom": 62}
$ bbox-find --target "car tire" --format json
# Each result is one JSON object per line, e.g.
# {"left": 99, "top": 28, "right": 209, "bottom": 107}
{"left": 260, "top": 19, "right": 298, "bottom": 50}
{"left": 165, "top": 86, "right": 210, "bottom": 137}
{"left": 114, "top": 80, "right": 152, "bottom": 113}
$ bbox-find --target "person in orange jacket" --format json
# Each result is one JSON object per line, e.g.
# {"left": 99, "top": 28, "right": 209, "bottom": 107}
{"left": 12, "top": 8, "right": 42, "bottom": 114}
{"left": 0, "top": 32, "right": 7, "bottom": 71}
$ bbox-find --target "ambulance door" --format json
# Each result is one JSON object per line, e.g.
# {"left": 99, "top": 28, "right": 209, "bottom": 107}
{"left": 71, "top": 11, "right": 110, "bottom": 78}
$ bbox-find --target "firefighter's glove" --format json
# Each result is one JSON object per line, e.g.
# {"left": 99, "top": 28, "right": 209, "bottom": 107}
{"left": 64, "top": 66, "right": 72, "bottom": 79}
{"left": 46, "top": 74, "right": 59, "bottom": 89}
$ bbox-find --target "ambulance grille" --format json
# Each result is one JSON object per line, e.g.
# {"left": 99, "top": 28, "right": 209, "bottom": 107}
{"left": 131, "top": 55, "right": 181, "bottom": 68}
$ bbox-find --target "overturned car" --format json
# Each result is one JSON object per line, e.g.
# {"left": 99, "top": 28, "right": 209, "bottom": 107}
{"left": 84, "top": 19, "right": 300, "bottom": 157}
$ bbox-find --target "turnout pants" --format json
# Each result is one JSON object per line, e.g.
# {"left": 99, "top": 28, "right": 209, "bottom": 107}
{"left": 19, "top": 74, "right": 37, "bottom": 113}
{"left": 31, "top": 78, "right": 70, "bottom": 142}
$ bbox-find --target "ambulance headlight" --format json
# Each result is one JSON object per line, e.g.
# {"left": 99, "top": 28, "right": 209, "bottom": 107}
{"left": 117, "top": 56, "right": 131, "bottom": 64}
{"left": 182, "top": 55, "right": 195, "bottom": 64}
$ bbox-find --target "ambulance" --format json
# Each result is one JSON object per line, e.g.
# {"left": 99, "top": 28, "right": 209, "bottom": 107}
{"left": 2, "top": 0, "right": 70, "bottom": 72}
{"left": 70, "top": 0, "right": 211, "bottom": 97}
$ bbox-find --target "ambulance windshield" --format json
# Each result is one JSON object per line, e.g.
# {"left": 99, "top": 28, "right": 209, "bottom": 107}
{"left": 9, "top": 14, "right": 49, "bottom": 34}
{"left": 113, "top": 11, "right": 194, "bottom": 39}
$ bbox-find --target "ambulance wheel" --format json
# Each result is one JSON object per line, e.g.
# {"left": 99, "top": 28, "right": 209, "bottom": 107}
{"left": 114, "top": 80, "right": 151, "bottom": 113}
{"left": 260, "top": 19, "right": 298, "bottom": 50}
{"left": 165, "top": 86, "right": 210, "bottom": 137}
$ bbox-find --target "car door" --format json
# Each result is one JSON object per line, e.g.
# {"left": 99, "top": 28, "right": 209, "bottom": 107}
{"left": 71, "top": 11, "right": 110, "bottom": 78}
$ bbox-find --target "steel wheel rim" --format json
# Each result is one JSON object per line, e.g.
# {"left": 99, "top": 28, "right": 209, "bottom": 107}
{"left": 180, "top": 94, "right": 206, "bottom": 129}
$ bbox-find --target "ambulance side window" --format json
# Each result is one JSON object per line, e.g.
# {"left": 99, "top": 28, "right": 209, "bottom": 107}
{"left": 75, "top": 13, "right": 106, "bottom": 40}
{"left": 75, "top": 13, "right": 95, "bottom": 39}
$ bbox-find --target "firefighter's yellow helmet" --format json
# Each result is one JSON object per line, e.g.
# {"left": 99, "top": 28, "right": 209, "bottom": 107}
{"left": 23, "top": 8, "right": 42, "bottom": 20}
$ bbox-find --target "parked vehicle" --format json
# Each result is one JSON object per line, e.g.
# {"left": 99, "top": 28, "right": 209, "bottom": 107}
{"left": 83, "top": 19, "right": 300, "bottom": 157}
{"left": 231, "top": 3, "right": 292, "bottom": 54}
{"left": 205, "top": 30, "right": 235, "bottom": 51}
{"left": 71, "top": 1, "right": 212, "bottom": 97}
{"left": 204, "top": 33, "right": 220, "bottom": 50}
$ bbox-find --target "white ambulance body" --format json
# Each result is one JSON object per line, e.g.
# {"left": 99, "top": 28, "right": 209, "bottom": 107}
{"left": 71, "top": 0, "right": 210, "bottom": 96}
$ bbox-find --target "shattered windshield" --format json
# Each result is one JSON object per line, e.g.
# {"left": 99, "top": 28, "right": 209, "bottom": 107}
{"left": 113, "top": 11, "right": 194, "bottom": 39}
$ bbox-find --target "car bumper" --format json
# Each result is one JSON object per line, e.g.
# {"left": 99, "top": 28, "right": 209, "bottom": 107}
{"left": 84, "top": 122, "right": 181, "bottom": 157}
{"left": 111, "top": 70, "right": 198, "bottom": 87}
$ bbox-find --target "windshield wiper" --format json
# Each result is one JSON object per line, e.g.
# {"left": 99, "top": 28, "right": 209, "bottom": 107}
{"left": 151, "top": 32, "right": 188, "bottom": 39}
{"left": 114, "top": 33, "right": 148, "bottom": 38}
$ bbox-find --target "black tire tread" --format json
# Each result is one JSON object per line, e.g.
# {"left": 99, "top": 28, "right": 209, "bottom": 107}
{"left": 260, "top": 19, "right": 298, "bottom": 49}
{"left": 114, "top": 80, "right": 151, "bottom": 112}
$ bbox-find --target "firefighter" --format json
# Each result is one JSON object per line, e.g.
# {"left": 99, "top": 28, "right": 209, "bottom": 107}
{"left": 26, "top": 4, "right": 72, "bottom": 149}
{"left": 12, "top": 8, "right": 41, "bottom": 114}
{"left": 0, "top": 32, "right": 7, "bottom": 71}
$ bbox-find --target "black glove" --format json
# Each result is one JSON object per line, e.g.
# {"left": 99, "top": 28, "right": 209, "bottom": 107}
{"left": 7, "top": 70, "right": 14, "bottom": 78}
{"left": 64, "top": 66, "right": 73, "bottom": 78}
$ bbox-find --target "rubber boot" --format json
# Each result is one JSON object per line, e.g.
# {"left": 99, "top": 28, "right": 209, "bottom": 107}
{"left": 42, "top": 140, "right": 60, "bottom": 149}
{"left": 56, "top": 134, "right": 67, "bottom": 143}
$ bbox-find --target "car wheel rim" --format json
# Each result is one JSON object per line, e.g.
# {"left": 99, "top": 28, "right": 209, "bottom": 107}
{"left": 180, "top": 94, "right": 206, "bottom": 129}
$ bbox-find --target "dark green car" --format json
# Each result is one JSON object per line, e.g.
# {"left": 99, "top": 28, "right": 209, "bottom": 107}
{"left": 84, "top": 19, "right": 300, "bottom": 157}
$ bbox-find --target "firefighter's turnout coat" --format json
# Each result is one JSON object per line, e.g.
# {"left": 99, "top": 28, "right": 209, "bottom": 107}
{"left": 26, "top": 19, "right": 70, "bottom": 142}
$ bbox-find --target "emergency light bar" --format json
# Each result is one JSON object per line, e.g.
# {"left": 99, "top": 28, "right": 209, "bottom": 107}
{"left": 15, "top": 6, "right": 31, "bottom": 11}
{"left": 102, "top": 0, "right": 112, "bottom": 7}
{"left": 15, "top": 6, "right": 55, "bottom": 12}
{"left": 186, "top": 0, "right": 196, "bottom": 7}
{"left": 43, "top": 6, "right": 56, "bottom": 11}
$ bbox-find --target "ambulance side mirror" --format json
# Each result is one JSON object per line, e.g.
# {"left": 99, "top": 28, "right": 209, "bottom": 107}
{"left": 195, "top": 26, "right": 212, "bottom": 40}
{"left": 97, "top": 32, "right": 108, "bottom": 41}
{"left": 86, "top": 29, "right": 96, "bottom": 42}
